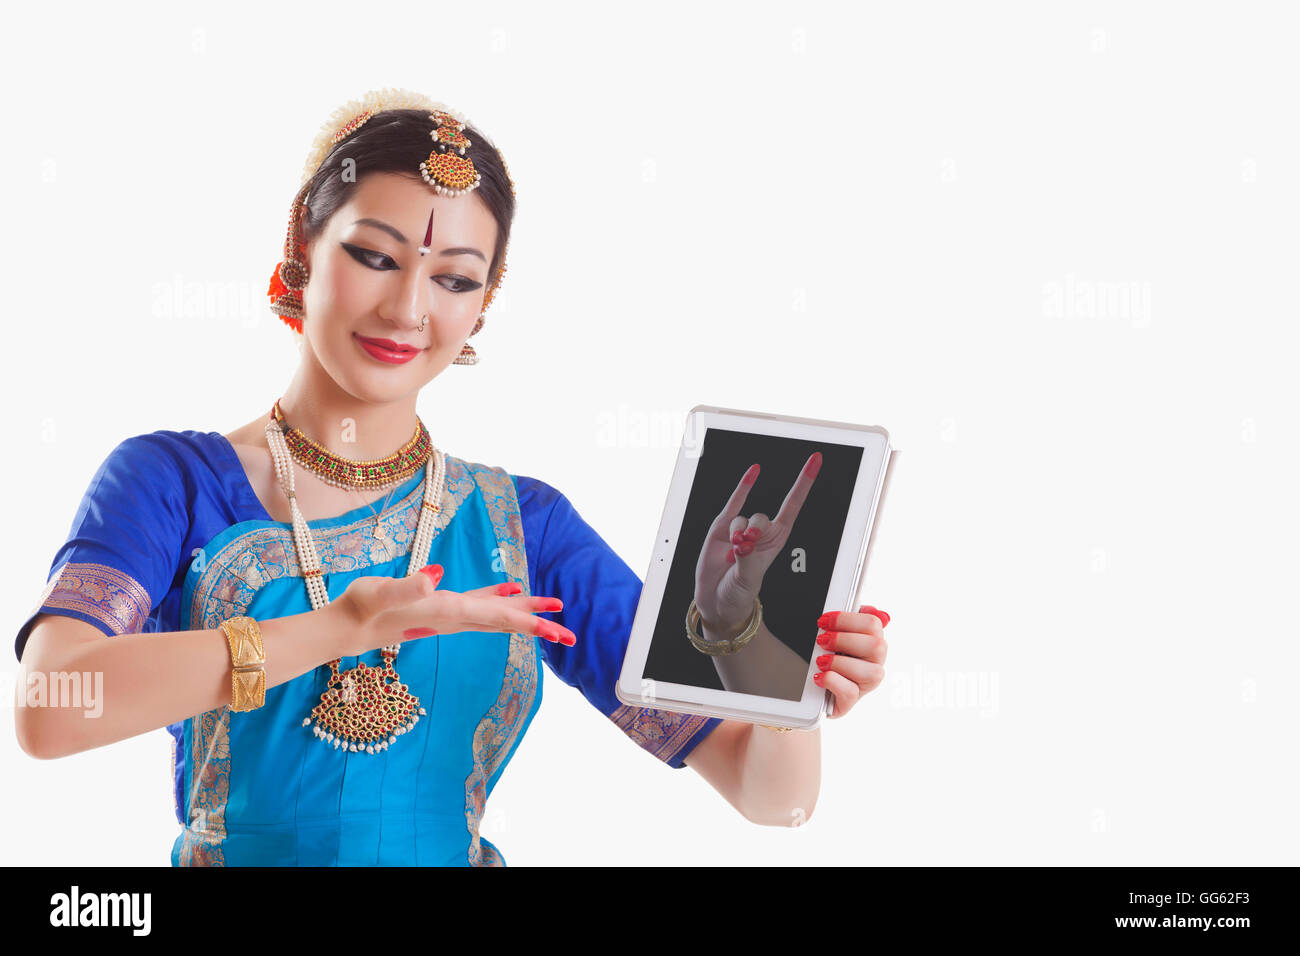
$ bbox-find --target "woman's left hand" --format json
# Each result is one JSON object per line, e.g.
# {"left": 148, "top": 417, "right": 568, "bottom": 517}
{"left": 813, "top": 605, "right": 890, "bottom": 718}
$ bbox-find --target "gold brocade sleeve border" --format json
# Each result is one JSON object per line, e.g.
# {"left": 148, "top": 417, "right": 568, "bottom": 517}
{"left": 609, "top": 703, "right": 715, "bottom": 766}
{"left": 33, "top": 562, "right": 153, "bottom": 636}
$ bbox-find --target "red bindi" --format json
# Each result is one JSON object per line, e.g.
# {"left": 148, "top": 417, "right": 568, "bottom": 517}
{"left": 418, "top": 207, "right": 435, "bottom": 255}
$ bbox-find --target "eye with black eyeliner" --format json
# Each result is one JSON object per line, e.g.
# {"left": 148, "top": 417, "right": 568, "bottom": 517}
{"left": 339, "top": 241, "right": 483, "bottom": 294}
{"left": 341, "top": 241, "right": 394, "bottom": 271}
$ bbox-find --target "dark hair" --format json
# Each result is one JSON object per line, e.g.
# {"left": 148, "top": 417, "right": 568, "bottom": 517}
{"left": 299, "top": 108, "right": 514, "bottom": 288}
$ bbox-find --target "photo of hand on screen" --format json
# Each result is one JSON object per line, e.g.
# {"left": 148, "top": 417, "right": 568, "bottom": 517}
{"left": 688, "top": 451, "right": 824, "bottom": 699}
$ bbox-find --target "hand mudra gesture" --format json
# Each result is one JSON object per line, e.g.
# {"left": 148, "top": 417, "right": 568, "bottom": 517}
{"left": 336, "top": 563, "right": 576, "bottom": 656}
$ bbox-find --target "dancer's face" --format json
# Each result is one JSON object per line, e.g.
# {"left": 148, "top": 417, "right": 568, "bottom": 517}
{"left": 300, "top": 171, "right": 497, "bottom": 401}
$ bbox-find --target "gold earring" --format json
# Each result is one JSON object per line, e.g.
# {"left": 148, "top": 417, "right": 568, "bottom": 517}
{"left": 452, "top": 312, "right": 483, "bottom": 366}
{"left": 268, "top": 183, "right": 311, "bottom": 334}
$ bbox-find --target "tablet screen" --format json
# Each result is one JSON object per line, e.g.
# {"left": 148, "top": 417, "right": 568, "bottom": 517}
{"left": 642, "top": 426, "right": 866, "bottom": 701}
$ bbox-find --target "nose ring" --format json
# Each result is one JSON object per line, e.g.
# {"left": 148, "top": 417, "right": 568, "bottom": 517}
{"left": 417, "top": 314, "right": 427, "bottom": 332}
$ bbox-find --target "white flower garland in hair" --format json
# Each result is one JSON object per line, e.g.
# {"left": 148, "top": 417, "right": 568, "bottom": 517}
{"left": 298, "top": 86, "right": 470, "bottom": 187}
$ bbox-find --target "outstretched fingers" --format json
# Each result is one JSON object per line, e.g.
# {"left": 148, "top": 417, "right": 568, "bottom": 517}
{"left": 404, "top": 570, "right": 576, "bottom": 644}
{"left": 481, "top": 581, "right": 568, "bottom": 623}
{"left": 715, "top": 463, "right": 760, "bottom": 532}
{"left": 465, "top": 593, "right": 577, "bottom": 646}
{"left": 773, "top": 451, "right": 822, "bottom": 529}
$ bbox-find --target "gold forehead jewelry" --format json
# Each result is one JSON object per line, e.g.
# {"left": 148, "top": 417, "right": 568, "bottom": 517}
{"left": 419, "top": 110, "right": 482, "bottom": 197}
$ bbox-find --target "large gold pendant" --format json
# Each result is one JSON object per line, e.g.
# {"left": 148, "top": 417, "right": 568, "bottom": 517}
{"left": 303, "top": 650, "right": 425, "bottom": 754}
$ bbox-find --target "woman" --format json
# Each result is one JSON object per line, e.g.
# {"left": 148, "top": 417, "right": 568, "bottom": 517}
{"left": 12, "top": 88, "right": 890, "bottom": 866}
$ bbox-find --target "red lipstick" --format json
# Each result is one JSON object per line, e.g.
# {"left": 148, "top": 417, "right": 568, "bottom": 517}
{"left": 354, "top": 333, "right": 423, "bottom": 365}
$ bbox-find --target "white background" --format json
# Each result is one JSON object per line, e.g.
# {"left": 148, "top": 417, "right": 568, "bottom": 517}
{"left": 2, "top": 0, "right": 1296, "bottom": 866}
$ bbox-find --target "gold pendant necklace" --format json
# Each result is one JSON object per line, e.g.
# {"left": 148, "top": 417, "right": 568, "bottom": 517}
{"left": 263, "top": 408, "right": 447, "bottom": 755}
{"left": 311, "top": 650, "right": 422, "bottom": 753}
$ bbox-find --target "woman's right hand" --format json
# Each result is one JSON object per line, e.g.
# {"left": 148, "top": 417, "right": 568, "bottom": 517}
{"left": 331, "top": 564, "right": 576, "bottom": 658}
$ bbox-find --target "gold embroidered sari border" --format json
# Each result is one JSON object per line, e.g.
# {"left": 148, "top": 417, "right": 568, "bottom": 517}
{"left": 35, "top": 561, "right": 152, "bottom": 636}
{"left": 463, "top": 463, "right": 538, "bottom": 867}
{"left": 187, "top": 456, "right": 472, "bottom": 632}
{"left": 610, "top": 703, "right": 714, "bottom": 765}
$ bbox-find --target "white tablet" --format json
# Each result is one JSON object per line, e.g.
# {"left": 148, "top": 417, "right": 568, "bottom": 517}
{"left": 615, "top": 404, "right": 896, "bottom": 731}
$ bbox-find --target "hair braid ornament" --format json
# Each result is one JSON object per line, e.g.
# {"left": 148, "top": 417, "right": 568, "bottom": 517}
{"left": 267, "top": 88, "right": 516, "bottom": 365}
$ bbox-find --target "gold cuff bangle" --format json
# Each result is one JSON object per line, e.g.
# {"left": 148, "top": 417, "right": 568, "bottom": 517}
{"left": 220, "top": 615, "right": 266, "bottom": 712}
{"left": 685, "top": 597, "right": 762, "bottom": 655}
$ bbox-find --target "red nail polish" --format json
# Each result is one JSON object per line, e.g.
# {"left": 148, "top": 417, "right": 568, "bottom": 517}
{"left": 726, "top": 549, "right": 736, "bottom": 565}
{"left": 813, "top": 671, "right": 825, "bottom": 685}
{"left": 742, "top": 464, "right": 759, "bottom": 485}
{"left": 817, "top": 611, "right": 837, "bottom": 629}
{"left": 403, "top": 627, "right": 438, "bottom": 639}
{"left": 497, "top": 581, "right": 522, "bottom": 596}
{"left": 860, "top": 605, "right": 890, "bottom": 627}
{"left": 804, "top": 451, "right": 823, "bottom": 479}
{"left": 549, "top": 624, "right": 576, "bottom": 645}
{"left": 816, "top": 632, "right": 833, "bottom": 648}
{"left": 816, "top": 654, "right": 832, "bottom": 669}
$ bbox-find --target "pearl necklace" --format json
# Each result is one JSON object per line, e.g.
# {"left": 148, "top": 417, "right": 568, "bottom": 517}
{"left": 263, "top": 416, "right": 447, "bottom": 755}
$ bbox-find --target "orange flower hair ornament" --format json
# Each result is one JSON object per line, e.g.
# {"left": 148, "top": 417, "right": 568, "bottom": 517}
{"left": 267, "top": 88, "right": 514, "bottom": 365}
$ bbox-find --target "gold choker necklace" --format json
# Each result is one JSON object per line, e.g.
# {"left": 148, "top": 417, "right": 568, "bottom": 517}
{"left": 271, "top": 399, "right": 432, "bottom": 491}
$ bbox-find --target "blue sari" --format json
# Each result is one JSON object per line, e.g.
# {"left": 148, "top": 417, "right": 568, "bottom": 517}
{"left": 15, "top": 430, "right": 721, "bottom": 866}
